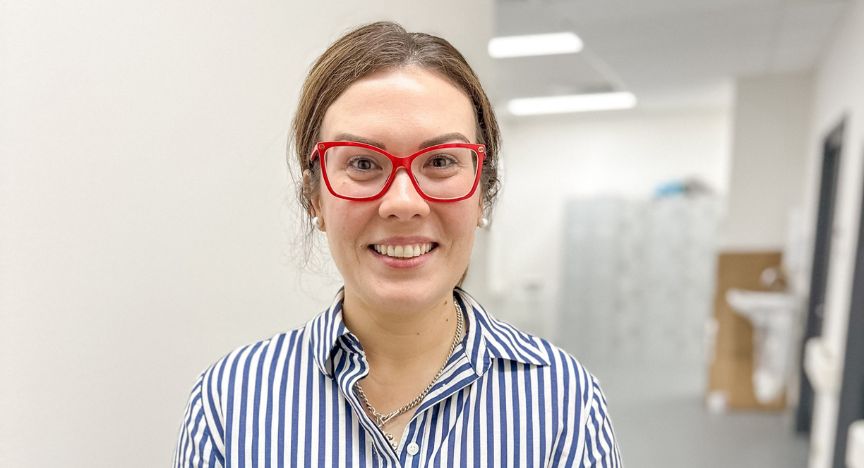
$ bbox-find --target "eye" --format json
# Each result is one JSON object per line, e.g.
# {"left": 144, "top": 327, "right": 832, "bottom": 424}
{"left": 426, "top": 154, "right": 457, "bottom": 168}
{"left": 347, "top": 156, "right": 381, "bottom": 171}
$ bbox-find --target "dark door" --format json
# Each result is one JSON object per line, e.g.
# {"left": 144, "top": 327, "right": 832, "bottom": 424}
{"left": 831, "top": 144, "right": 864, "bottom": 468}
{"left": 796, "top": 119, "right": 845, "bottom": 434}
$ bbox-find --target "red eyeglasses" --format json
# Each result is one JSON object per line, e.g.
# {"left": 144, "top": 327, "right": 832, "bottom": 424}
{"left": 310, "top": 141, "right": 486, "bottom": 202}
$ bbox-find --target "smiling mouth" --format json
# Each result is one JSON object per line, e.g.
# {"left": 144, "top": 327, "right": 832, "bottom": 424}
{"left": 368, "top": 242, "right": 438, "bottom": 259}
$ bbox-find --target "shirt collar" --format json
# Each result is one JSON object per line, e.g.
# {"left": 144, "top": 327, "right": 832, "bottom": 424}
{"left": 308, "top": 287, "right": 550, "bottom": 378}
{"left": 454, "top": 287, "right": 551, "bottom": 375}
{"left": 308, "top": 288, "right": 352, "bottom": 378}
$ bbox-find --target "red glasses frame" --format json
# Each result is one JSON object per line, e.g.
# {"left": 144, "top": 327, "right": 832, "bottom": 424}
{"left": 310, "top": 141, "right": 486, "bottom": 202}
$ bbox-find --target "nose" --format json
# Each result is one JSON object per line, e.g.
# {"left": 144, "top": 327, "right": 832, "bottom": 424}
{"left": 378, "top": 169, "right": 430, "bottom": 220}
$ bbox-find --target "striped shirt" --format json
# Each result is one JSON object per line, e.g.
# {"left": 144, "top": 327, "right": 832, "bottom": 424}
{"left": 174, "top": 288, "right": 622, "bottom": 467}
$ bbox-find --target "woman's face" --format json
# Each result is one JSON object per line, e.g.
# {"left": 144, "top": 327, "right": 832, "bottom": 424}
{"left": 313, "top": 65, "right": 482, "bottom": 311}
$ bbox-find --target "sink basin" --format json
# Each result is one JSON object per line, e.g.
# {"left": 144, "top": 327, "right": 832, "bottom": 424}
{"left": 726, "top": 289, "right": 799, "bottom": 328}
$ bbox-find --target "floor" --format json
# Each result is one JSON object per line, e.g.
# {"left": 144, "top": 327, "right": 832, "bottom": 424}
{"left": 590, "top": 364, "right": 810, "bottom": 468}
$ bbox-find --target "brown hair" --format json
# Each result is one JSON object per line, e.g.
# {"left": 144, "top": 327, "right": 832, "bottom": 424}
{"left": 290, "top": 21, "right": 501, "bottom": 241}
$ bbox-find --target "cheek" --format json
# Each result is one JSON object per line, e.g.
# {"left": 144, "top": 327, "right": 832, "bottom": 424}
{"left": 321, "top": 200, "right": 372, "bottom": 244}
{"left": 444, "top": 203, "right": 481, "bottom": 240}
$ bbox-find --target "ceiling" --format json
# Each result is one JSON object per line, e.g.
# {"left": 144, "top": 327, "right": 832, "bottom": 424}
{"left": 492, "top": 0, "right": 850, "bottom": 111}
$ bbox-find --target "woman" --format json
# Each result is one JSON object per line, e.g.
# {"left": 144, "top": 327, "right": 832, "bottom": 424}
{"left": 174, "top": 21, "right": 622, "bottom": 467}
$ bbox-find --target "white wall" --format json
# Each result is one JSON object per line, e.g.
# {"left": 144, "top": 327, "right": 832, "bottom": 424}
{"left": 719, "top": 72, "right": 814, "bottom": 251}
{"left": 0, "top": 1, "right": 493, "bottom": 466}
{"left": 483, "top": 109, "right": 730, "bottom": 339}
{"left": 804, "top": 0, "right": 864, "bottom": 466}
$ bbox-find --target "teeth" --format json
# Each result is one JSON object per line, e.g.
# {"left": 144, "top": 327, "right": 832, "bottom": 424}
{"left": 373, "top": 243, "right": 433, "bottom": 258}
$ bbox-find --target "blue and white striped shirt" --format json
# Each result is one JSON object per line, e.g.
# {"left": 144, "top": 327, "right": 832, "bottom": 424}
{"left": 174, "top": 288, "right": 622, "bottom": 467}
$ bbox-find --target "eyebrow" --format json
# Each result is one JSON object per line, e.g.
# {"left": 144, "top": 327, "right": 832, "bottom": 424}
{"left": 332, "top": 133, "right": 386, "bottom": 149}
{"left": 330, "top": 132, "right": 471, "bottom": 151}
{"left": 419, "top": 133, "right": 471, "bottom": 148}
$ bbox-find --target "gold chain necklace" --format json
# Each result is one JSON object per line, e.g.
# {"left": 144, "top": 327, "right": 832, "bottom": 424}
{"left": 354, "top": 300, "right": 464, "bottom": 451}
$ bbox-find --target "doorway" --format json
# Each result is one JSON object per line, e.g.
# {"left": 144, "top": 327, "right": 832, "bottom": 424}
{"left": 796, "top": 119, "right": 845, "bottom": 434}
{"left": 831, "top": 144, "right": 864, "bottom": 468}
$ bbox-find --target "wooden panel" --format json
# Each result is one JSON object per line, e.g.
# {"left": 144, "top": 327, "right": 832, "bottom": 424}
{"left": 707, "top": 251, "right": 787, "bottom": 410}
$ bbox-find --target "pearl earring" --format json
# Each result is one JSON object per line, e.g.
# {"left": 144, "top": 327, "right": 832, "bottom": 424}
{"left": 312, "top": 216, "right": 323, "bottom": 230}
{"left": 478, "top": 217, "right": 489, "bottom": 228}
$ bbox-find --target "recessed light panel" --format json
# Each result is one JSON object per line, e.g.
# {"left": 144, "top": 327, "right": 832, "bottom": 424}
{"left": 507, "top": 92, "right": 637, "bottom": 115}
{"left": 488, "top": 32, "right": 584, "bottom": 58}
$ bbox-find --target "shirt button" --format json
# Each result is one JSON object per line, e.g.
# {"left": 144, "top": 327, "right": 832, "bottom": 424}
{"left": 406, "top": 442, "right": 420, "bottom": 455}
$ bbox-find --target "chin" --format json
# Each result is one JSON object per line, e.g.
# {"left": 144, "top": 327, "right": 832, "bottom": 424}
{"left": 359, "top": 277, "right": 457, "bottom": 311}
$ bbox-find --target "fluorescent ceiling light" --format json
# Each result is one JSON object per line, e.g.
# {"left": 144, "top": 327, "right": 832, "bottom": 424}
{"left": 488, "top": 32, "right": 583, "bottom": 58}
{"left": 507, "top": 92, "right": 637, "bottom": 116}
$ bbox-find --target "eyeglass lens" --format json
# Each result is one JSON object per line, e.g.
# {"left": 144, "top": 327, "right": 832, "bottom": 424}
{"left": 322, "top": 146, "right": 479, "bottom": 199}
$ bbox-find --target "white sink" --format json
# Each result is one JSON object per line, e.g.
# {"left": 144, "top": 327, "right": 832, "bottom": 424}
{"left": 725, "top": 289, "right": 803, "bottom": 403}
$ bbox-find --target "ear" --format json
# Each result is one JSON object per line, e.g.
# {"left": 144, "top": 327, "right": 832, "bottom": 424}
{"left": 303, "top": 169, "right": 325, "bottom": 230}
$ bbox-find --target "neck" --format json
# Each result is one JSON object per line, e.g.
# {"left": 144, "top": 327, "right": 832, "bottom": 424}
{"left": 342, "top": 290, "right": 459, "bottom": 372}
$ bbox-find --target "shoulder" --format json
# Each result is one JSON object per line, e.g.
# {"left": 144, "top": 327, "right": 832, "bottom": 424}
{"left": 477, "top": 318, "right": 619, "bottom": 461}
{"left": 540, "top": 336, "right": 599, "bottom": 383}
{"left": 519, "top": 335, "right": 621, "bottom": 463}
{"left": 198, "top": 327, "right": 311, "bottom": 406}
{"left": 483, "top": 311, "right": 609, "bottom": 417}
{"left": 528, "top": 333, "right": 606, "bottom": 405}
{"left": 175, "top": 328, "right": 311, "bottom": 463}
{"left": 476, "top": 306, "right": 606, "bottom": 409}
{"left": 458, "top": 288, "right": 604, "bottom": 402}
